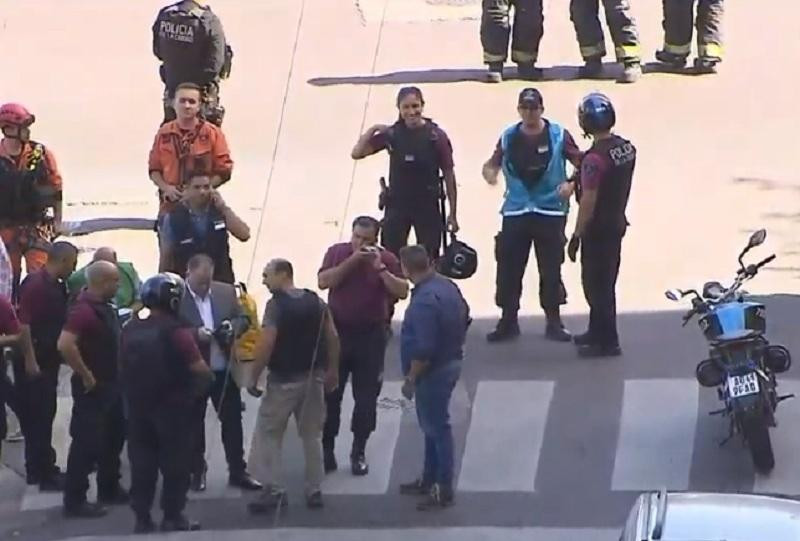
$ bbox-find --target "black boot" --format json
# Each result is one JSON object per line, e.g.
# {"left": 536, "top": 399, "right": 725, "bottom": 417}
{"left": 350, "top": 437, "right": 369, "bottom": 476}
{"left": 544, "top": 309, "right": 572, "bottom": 342}
{"left": 487, "top": 311, "right": 520, "bottom": 343}
{"left": 655, "top": 49, "right": 687, "bottom": 68}
{"left": 579, "top": 57, "right": 603, "bottom": 78}
{"left": 323, "top": 440, "right": 337, "bottom": 474}
{"left": 517, "top": 62, "right": 543, "bottom": 81}
{"left": 578, "top": 343, "right": 622, "bottom": 358}
{"left": 486, "top": 62, "right": 504, "bottom": 83}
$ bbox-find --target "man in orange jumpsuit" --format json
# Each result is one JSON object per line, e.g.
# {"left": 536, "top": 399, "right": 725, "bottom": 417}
{"left": 0, "top": 103, "right": 63, "bottom": 301}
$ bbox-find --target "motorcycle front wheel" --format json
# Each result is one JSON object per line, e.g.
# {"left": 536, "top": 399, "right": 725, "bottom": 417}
{"left": 742, "top": 414, "right": 775, "bottom": 473}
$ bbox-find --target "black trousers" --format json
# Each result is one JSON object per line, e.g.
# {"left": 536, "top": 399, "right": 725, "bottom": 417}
{"left": 64, "top": 378, "right": 126, "bottom": 508}
{"left": 382, "top": 199, "right": 442, "bottom": 259}
{"left": 12, "top": 358, "right": 59, "bottom": 481}
{"left": 128, "top": 403, "right": 192, "bottom": 520}
{"left": 580, "top": 233, "right": 623, "bottom": 347}
{"left": 480, "top": 0, "right": 544, "bottom": 65}
{"left": 570, "top": 0, "right": 640, "bottom": 62}
{"left": 494, "top": 213, "right": 568, "bottom": 315}
{"left": 662, "top": 0, "right": 723, "bottom": 59}
{"left": 323, "top": 323, "right": 386, "bottom": 448}
{"left": 190, "top": 369, "right": 245, "bottom": 476}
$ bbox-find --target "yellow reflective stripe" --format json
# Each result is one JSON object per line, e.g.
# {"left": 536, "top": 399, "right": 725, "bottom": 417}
{"left": 580, "top": 42, "right": 605, "bottom": 58}
{"left": 664, "top": 42, "right": 692, "bottom": 55}
{"left": 615, "top": 45, "right": 640, "bottom": 59}
{"left": 483, "top": 51, "right": 506, "bottom": 62}
{"left": 699, "top": 43, "right": 723, "bottom": 58}
{"left": 511, "top": 49, "right": 537, "bottom": 63}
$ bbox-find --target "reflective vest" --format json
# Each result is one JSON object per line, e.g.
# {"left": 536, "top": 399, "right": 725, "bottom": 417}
{"left": 500, "top": 121, "right": 568, "bottom": 217}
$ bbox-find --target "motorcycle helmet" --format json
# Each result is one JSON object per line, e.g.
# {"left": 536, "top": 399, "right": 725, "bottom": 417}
{"left": 140, "top": 273, "right": 185, "bottom": 314}
{"left": 578, "top": 93, "right": 615, "bottom": 136}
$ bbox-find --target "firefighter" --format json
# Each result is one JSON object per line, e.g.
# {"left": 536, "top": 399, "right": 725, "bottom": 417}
{"left": 567, "top": 93, "right": 635, "bottom": 357}
{"left": 152, "top": 0, "right": 232, "bottom": 126}
{"left": 0, "top": 103, "right": 63, "bottom": 302}
{"left": 351, "top": 87, "right": 458, "bottom": 260}
{"left": 656, "top": 0, "right": 724, "bottom": 73}
{"left": 480, "top": 0, "right": 546, "bottom": 83}
{"left": 569, "top": 0, "right": 642, "bottom": 83}
{"left": 121, "top": 273, "right": 213, "bottom": 533}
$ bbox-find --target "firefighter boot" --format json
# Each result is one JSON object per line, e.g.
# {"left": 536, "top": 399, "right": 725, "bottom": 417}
{"left": 486, "top": 62, "right": 504, "bottom": 83}
{"left": 619, "top": 61, "right": 642, "bottom": 84}
{"left": 655, "top": 50, "right": 687, "bottom": 69}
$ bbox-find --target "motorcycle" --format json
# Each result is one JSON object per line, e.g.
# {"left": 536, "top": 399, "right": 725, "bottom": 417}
{"left": 665, "top": 229, "right": 793, "bottom": 473}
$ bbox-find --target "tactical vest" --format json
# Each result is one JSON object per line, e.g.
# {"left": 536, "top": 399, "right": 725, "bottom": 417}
{"left": 74, "top": 296, "right": 120, "bottom": 391}
{"left": 386, "top": 119, "right": 442, "bottom": 205}
{"left": 120, "top": 315, "right": 192, "bottom": 411}
{"left": 583, "top": 135, "right": 636, "bottom": 237}
{"left": 0, "top": 142, "right": 57, "bottom": 226}
{"left": 156, "top": 3, "right": 210, "bottom": 89}
{"left": 269, "top": 290, "right": 325, "bottom": 378}
{"left": 169, "top": 204, "right": 234, "bottom": 284}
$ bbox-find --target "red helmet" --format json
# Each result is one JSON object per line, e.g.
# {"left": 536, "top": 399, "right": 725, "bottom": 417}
{"left": 0, "top": 103, "right": 35, "bottom": 128}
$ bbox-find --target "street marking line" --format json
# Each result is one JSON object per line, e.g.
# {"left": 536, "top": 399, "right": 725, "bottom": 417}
{"left": 611, "top": 379, "right": 698, "bottom": 491}
{"left": 457, "top": 381, "right": 554, "bottom": 492}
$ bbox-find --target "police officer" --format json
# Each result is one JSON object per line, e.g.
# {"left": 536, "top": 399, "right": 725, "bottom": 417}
{"left": 567, "top": 93, "right": 635, "bottom": 358}
{"left": 58, "top": 261, "right": 127, "bottom": 518}
{"left": 152, "top": 0, "right": 231, "bottom": 126}
{"left": 656, "top": 0, "right": 724, "bottom": 73}
{"left": 121, "top": 273, "right": 213, "bottom": 533}
{"left": 480, "top": 0, "right": 546, "bottom": 83}
{"left": 482, "top": 88, "right": 583, "bottom": 343}
{"left": 159, "top": 172, "right": 250, "bottom": 283}
{"left": 0, "top": 103, "right": 64, "bottom": 301}
{"left": 351, "top": 87, "right": 458, "bottom": 259}
{"left": 569, "top": 0, "right": 642, "bottom": 83}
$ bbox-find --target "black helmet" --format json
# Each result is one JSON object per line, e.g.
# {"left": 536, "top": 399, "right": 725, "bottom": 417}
{"left": 578, "top": 93, "right": 616, "bottom": 136}
{"left": 140, "top": 273, "right": 185, "bottom": 314}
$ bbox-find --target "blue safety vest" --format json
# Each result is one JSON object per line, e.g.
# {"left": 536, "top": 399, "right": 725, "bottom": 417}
{"left": 500, "top": 121, "right": 568, "bottom": 217}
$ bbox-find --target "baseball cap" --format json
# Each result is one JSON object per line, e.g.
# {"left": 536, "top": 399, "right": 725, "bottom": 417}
{"left": 518, "top": 88, "right": 543, "bottom": 107}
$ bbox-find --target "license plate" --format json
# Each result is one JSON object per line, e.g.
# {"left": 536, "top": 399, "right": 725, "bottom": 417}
{"left": 728, "top": 372, "right": 760, "bottom": 398}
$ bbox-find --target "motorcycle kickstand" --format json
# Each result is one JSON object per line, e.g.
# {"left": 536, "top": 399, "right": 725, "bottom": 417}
{"left": 777, "top": 394, "right": 795, "bottom": 403}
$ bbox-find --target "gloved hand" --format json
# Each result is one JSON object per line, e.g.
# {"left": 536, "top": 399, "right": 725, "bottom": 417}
{"left": 401, "top": 377, "right": 416, "bottom": 401}
{"left": 567, "top": 235, "right": 580, "bottom": 263}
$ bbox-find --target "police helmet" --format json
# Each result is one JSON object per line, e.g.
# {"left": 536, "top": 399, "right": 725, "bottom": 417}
{"left": 578, "top": 93, "right": 616, "bottom": 136}
{"left": 0, "top": 103, "right": 35, "bottom": 129}
{"left": 140, "top": 273, "right": 185, "bottom": 314}
{"left": 437, "top": 235, "right": 478, "bottom": 280}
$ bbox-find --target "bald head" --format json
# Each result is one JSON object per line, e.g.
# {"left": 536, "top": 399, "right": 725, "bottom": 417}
{"left": 86, "top": 261, "right": 120, "bottom": 302}
{"left": 92, "top": 247, "right": 117, "bottom": 264}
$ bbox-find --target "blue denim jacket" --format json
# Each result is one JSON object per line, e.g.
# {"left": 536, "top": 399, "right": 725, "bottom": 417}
{"left": 400, "top": 274, "right": 469, "bottom": 375}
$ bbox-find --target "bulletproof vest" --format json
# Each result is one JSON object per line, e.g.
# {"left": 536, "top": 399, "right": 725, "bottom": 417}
{"left": 120, "top": 315, "right": 192, "bottom": 411}
{"left": 508, "top": 123, "right": 552, "bottom": 189}
{"left": 156, "top": 4, "right": 210, "bottom": 89}
{"left": 386, "top": 119, "right": 442, "bottom": 203}
{"left": 78, "top": 297, "right": 121, "bottom": 387}
{"left": 21, "top": 272, "right": 67, "bottom": 366}
{"left": 585, "top": 135, "right": 636, "bottom": 236}
{"left": 269, "top": 289, "right": 325, "bottom": 377}
{"left": 0, "top": 143, "right": 53, "bottom": 226}
{"left": 170, "top": 204, "right": 234, "bottom": 283}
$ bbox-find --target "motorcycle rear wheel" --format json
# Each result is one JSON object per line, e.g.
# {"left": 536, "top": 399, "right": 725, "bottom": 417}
{"left": 742, "top": 415, "right": 775, "bottom": 473}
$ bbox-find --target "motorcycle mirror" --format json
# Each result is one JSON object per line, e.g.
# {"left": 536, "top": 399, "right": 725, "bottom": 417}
{"left": 747, "top": 229, "right": 767, "bottom": 249}
{"left": 665, "top": 289, "right": 680, "bottom": 301}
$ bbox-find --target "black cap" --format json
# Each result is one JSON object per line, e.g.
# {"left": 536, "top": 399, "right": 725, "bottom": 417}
{"left": 518, "top": 88, "right": 543, "bottom": 107}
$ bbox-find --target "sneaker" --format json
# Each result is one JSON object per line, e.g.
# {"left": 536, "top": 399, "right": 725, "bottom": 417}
{"left": 416, "top": 484, "right": 454, "bottom": 511}
{"left": 517, "top": 62, "right": 543, "bottom": 81}
{"left": 306, "top": 490, "right": 324, "bottom": 509}
{"left": 350, "top": 451, "right": 369, "bottom": 476}
{"left": 579, "top": 58, "right": 603, "bottom": 78}
{"left": 693, "top": 56, "right": 719, "bottom": 74}
{"left": 619, "top": 62, "right": 641, "bottom": 83}
{"left": 247, "top": 488, "right": 288, "bottom": 515}
{"left": 399, "top": 478, "right": 432, "bottom": 496}
{"left": 485, "top": 62, "right": 503, "bottom": 83}
{"left": 655, "top": 49, "right": 687, "bottom": 68}
{"left": 486, "top": 319, "right": 520, "bottom": 343}
{"left": 577, "top": 344, "right": 622, "bottom": 358}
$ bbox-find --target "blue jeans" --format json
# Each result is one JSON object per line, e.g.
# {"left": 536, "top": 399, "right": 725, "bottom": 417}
{"left": 414, "top": 361, "right": 460, "bottom": 488}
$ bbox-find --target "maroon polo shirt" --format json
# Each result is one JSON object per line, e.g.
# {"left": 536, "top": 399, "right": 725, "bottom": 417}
{"left": 0, "top": 296, "right": 20, "bottom": 335}
{"left": 63, "top": 291, "right": 119, "bottom": 384}
{"left": 319, "top": 242, "right": 402, "bottom": 327}
{"left": 18, "top": 269, "right": 68, "bottom": 367}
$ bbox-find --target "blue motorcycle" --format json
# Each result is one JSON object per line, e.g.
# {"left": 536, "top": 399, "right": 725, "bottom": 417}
{"left": 665, "top": 229, "right": 793, "bottom": 473}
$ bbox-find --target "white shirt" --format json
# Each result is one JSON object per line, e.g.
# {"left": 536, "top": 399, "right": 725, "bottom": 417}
{"left": 0, "top": 241, "right": 12, "bottom": 302}
{"left": 188, "top": 285, "right": 227, "bottom": 371}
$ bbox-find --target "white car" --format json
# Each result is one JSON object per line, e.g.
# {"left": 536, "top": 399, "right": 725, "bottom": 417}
{"left": 620, "top": 489, "right": 800, "bottom": 541}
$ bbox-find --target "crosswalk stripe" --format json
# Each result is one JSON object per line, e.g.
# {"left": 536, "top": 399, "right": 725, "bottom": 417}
{"left": 457, "top": 381, "right": 554, "bottom": 492}
{"left": 753, "top": 379, "right": 800, "bottom": 494}
{"left": 611, "top": 379, "right": 698, "bottom": 491}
